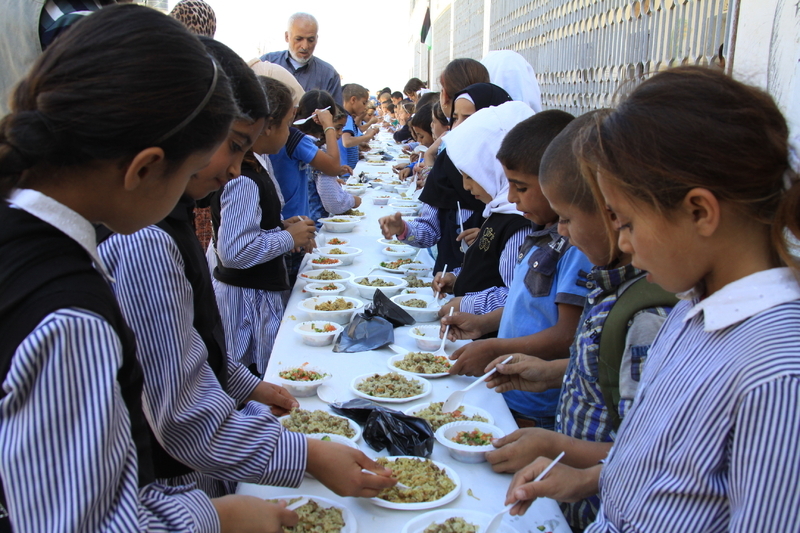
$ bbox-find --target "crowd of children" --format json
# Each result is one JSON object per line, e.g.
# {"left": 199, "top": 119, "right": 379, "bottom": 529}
{"left": 1, "top": 4, "right": 799, "bottom": 533}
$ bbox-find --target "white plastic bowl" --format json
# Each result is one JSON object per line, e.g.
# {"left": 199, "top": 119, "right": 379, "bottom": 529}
{"left": 408, "top": 325, "right": 445, "bottom": 350}
{"left": 377, "top": 238, "right": 409, "bottom": 247}
{"left": 319, "top": 216, "right": 360, "bottom": 233}
{"left": 297, "top": 269, "right": 354, "bottom": 287}
{"left": 435, "top": 421, "right": 506, "bottom": 463}
{"left": 398, "top": 263, "right": 434, "bottom": 277}
{"left": 389, "top": 201, "right": 421, "bottom": 214}
{"left": 298, "top": 295, "right": 364, "bottom": 324}
{"left": 308, "top": 256, "right": 343, "bottom": 269}
{"left": 349, "top": 275, "right": 408, "bottom": 299}
{"left": 382, "top": 245, "right": 417, "bottom": 259}
{"left": 315, "top": 246, "right": 362, "bottom": 266}
{"left": 388, "top": 204, "right": 417, "bottom": 216}
{"left": 306, "top": 432, "right": 359, "bottom": 449}
{"left": 380, "top": 181, "right": 402, "bottom": 192}
{"left": 304, "top": 282, "right": 346, "bottom": 297}
{"left": 350, "top": 372, "right": 432, "bottom": 403}
{"left": 273, "top": 364, "right": 331, "bottom": 397}
{"left": 344, "top": 185, "right": 368, "bottom": 196}
{"left": 292, "top": 320, "right": 343, "bottom": 346}
{"left": 401, "top": 275, "right": 434, "bottom": 292}
{"left": 372, "top": 196, "right": 391, "bottom": 205}
{"left": 391, "top": 294, "right": 440, "bottom": 322}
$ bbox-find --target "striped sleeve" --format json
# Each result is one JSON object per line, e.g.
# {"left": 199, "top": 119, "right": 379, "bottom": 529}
{"left": 729, "top": 375, "right": 800, "bottom": 532}
{"left": 402, "top": 203, "right": 441, "bottom": 248}
{"left": 459, "top": 226, "right": 530, "bottom": 314}
{"left": 216, "top": 177, "right": 294, "bottom": 269}
{"left": 315, "top": 174, "right": 355, "bottom": 215}
{"left": 225, "top": 358, "right": 261, "bottom": 403}
{"left": 0, "top": 310, "right": 219, "bottom": 532}
{"left": 101, "top": 228, "right": 306, "bottom": 487}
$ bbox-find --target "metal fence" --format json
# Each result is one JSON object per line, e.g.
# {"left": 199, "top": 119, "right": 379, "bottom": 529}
{"left": 419, "top": 0, "right": 731, "bottom": 114}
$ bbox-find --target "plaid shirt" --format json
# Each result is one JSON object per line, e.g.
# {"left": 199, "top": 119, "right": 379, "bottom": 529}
{"left": 556, "top": 263, "right": 671, "bottom": 530}
{"left": 39, "top": 0, "right": 105, "bottom": 49}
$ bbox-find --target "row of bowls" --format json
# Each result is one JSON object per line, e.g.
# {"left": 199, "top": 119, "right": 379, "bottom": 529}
{"left": 297, "top": 293, "right": 442, "bottom": 324}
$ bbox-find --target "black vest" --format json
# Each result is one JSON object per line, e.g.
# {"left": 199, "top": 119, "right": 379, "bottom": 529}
{"left": 0, "top": 202, "right": 155, "bottom": 529}
{"left": 210, "top": 161, "right": 290, "bottom": 292}
{"left": 453, "top": 212, "right": 531, "bottom": 297}
{"left": 434, "top": 207, "right": 484, "bottom": 274}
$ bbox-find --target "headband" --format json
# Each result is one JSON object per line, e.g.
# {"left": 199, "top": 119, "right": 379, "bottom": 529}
{"left": 156, "top": 55, "right": 219, "bottom": 143}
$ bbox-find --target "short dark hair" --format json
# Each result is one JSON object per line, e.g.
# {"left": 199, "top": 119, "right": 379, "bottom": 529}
{"left": 385, "top": 103, "right": 395, "bottom": 113}
{"left": 343, "top": 83, "right": 369, "bottom": 101}
{"left": 258, "top": 76, "right": 293, "bottom": 127}
{"left": 410, "top": 104, "right": 433, "bottom": 135}
{"left": 496, "top": 110, "right": 575, "bottom": 175}
{"left": 378, "top": 91, "right": 392, "bottom": 102}
{"left": 416, "top": 91, "right": 439, "bottom": 110}
{"left": 391, "top": 91, "right": 403, "bottom": 100}
{"left": 403, "top": 77, "right": 427, "bottom": 96}
{"left": 540, "top": 111, "right": 608, "bottom": 213}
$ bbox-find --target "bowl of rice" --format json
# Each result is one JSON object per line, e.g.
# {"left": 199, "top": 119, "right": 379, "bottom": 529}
{"left": 304, "top": 282, "right": 347, "bottom": 297}
{"left": 279, "top": 408, "right": 361, "bottom": 443}
{"left": 371, "top": 456, "right": 461, "bottom": 510}
{"left": 293, "top": 320, "right": 344, "bottom": 347}
{"left": 344, "top": 184, "right": 368, "bottom": 196}
{"left": 390, "top": 294, "right": 440, "bottom": 322}
{"left": 349, "top": 275, "right": 408, "bottom": 299}
{"left": 309, "top": 256, "right": 344, "bottom": 269}
{"left": 382, "top": 246, "right": 418, "bottom": 259}
{"left": 316, "top": 246, "right": 363, "bottom": 266}
{"left": 435, "top": 421, "right": 506, "bottom": 463}
{"left": 388, "top": 204, "right": 418, "bottom": 216}
{"left": 408, "top": 325, "right": 445, "bottom": 351}
{"left": 389, "top": 202, "right": 422, "bottom": 215}
{"left": 398, "top": 263, "right": 434, "bottom": 278}
{"left": 298, "top": 295, "right": 364, "bottom": 324}
{"left": 350, "top": 372, "right": 431, "bottom": 403}
{"left": 388, "top": 352, "right": 452, "bottom": 378}
{"left": 404, "top": 402, "right": 494, "bottom": 431}
{"left": 267, "top": 495, "right": 356, "bottom": 533}
{"left": 319, "top": 216, "right": 360, "bottom": 233}
{"left": 372, "top": 195, "right": 392, "bottom": 205}
{"left": 401, "top": 509, "right": 520, "bottom": 533}
{"left": 298, "top": 269, "right": 354, "bottom": 287}
{"left": 273, "top": 362, "right": 331, "bottom": 397}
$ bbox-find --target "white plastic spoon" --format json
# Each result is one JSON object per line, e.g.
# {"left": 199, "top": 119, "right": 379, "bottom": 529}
{"left": 285, "top": 496, "right": 309, "bottom": 511}
{"left": 457, "top": 201, "right": 469, "bottom": 253}
{"left": 361, "top": 468, "right": 412, "bottom": 490}
{"left": 433, "top": 264, "right": 448, "bottom": 301}
{"left": 483, "top": 452, "right": 566, "bottom": 533}
{"left": 293, "top": 106, "right": 331, "bottom": 125}
{"left": 432, "top": 308, "right": 454, "bottom": 357}
{"left": 441, "top": 355, "right": 514, "bottom": 413}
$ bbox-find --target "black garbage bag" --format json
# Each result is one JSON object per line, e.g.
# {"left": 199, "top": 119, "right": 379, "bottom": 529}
{"left": 331, "top": 398, "right": 434, "bottom": 457}
{"left": 332, "top": 289, "right": 415, "bottom": 353}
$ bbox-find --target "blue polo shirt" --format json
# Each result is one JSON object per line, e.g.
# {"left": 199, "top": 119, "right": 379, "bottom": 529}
{"left": 498, "top": 226, "right": 593, "bottom": 420}
{"left": 337, "top": 114, "right": 360, "bottom": 169}
{"left": 268, "top": 128, "right": 319, "bottom": 219}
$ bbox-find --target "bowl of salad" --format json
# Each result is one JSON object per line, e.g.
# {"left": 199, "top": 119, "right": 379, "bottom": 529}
{"left": 316, "top": 246, "right": 363, "bottom": 266}
{"left": 304, "top": 282, "right": 347, "bottom": 297}
{"left": 309, "top": 256, "right": 344, "bottom": 269}
{"left": 293, "top": 320, "right": 344, "bottom": 347}
{"left": 274, "top": 362, "right": 332, "bottom": 396}
{"left": 435, "top": 421, "right": 506, "bottom": 463}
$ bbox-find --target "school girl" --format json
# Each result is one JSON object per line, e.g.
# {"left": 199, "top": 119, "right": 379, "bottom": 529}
{"left": 0, "top": 5, "right": 294, "bottom": 531}
{"left": 434, "top": 101, "right": 535, "bottom": 316}
{"left": 210, "top": 76, "right": 315, "bottom": 378}
{"left": 506, "top": 67, "right": 800, "bottom": 532}
{"left": 311, "top": 105, "right": 363, "bottom": 217}
{"left": 97, "top": 38, "right": 395, "bottom": 511}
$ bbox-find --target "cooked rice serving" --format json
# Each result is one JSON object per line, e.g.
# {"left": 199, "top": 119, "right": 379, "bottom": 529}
{"left": 266, "top": 498, "right": 345, "bottom": 533}
{"left": 280, "top": 409, "right": 355, "bottom": 438}
{"left": 423, "top": 518, "right": 479, "bottom": 533}
{"left": 314, "top": 298, "right": 353, "bottom": 311}
{"left": 394, "top": 352, "right": 451, "bottom": 374}
{"left": 357, "top": 277, "right": 396, "bottom": 287}
{"left": 411, "top": 402, "right": 488, "bottom": 431}
{"left": 400, "top": 298, "right": 428, "bottom": 308}
{"left": 328, "top": 248, "right": 347, "bottom": 254}
{"left": 404, "top": 275, "right": 431, "bottom": 288}
{"left": 307, "top": 270, "right": 343, "bottom": 280}
{"left": 376, "top": 457, "right": 456, "bottom": 503}
{"left": 356, "top": 372, "right": 423, "bottom": 398}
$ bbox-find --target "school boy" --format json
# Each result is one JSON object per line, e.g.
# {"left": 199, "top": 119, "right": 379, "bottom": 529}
{"left": 441, "top": 110, "right": 594, "bottom": 429}
{"left": 338, "top": 83, "right": 378, "bottom": 169}
{"left": 482, "top": 113, "right": 676, "bottom": 530}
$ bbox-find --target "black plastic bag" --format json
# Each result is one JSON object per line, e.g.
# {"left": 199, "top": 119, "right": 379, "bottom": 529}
{"left": 332, "top": 290, "right": 415, "bottom": 353}
{"left": 331, "top": 398, "right": 434, "bottom": 457}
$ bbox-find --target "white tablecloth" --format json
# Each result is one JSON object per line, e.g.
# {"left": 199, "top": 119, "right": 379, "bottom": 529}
{"left": 236, "top": 136, "right": 571, "bottom": 533}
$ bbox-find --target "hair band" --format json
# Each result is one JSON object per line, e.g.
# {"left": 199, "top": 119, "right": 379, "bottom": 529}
{"left": 156, "top": 55, "right": 219, "bottom": 143}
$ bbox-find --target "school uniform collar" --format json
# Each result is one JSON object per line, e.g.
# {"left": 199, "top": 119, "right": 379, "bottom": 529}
{"left": 585, "top": 263, "right": 643, "bottom": 304}
{"left": 8, "top": 188, "right": 114, "bottom": 282}
{"left": 681, "top": 267, "right": 800, "bottom": 331}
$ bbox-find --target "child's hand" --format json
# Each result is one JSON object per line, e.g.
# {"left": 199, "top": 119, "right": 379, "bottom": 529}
{"left": 448, "top": 338, "right": 506, "bottom": 377}
{"left": 286, "top": 218, "right": 316, "bottom": 249}
{"left": 486, "top": 428, "right": 560, "bottom": 473}
{"left": 432, "top": 271, "right": 456, "bottom": 296}
{"left": 505, "top": 460, "right": 602, "bottom": 516}
{"left": 393, "top": 162, "right": 409, "bottom": 171}
{"left": 338, "top": 165, "right": 353, "bottom": 177}
{"left": 306, "top": 439, "right": 397, "bottom": 497}
{"left": 437, "top": 297, "right": 461, "bottom": 317}
{"left": 484, "top": 354, "right": 566, "bottom": 394}
{"left": 378, "top": 212, "right": 406, "bottom": 238}
{"left": 398, "top": 167, "right": 411, "bottom": 180}
{"left": 439, "top": 311, "right": 488, "bottom": 341}
{"left": 245, "top": 382, "right": 299, "bottom": 416}
{"left": 314, "top": 108, "right": 333, "bottom": 129}
{"left": 457, "top": 227, "right": 481, "bottom": 247}
{"left": 352, "top": 195, "right": 363, "bottom": 208}
{"left": 212, "top": 495, "right": 298, "bottom": 533}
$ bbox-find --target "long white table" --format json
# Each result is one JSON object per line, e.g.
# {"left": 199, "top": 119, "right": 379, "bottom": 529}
{"left": 237, "top": 138, "right": 571, "bottom": 533}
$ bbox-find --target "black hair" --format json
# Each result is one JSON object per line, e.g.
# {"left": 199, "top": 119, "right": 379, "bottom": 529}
{"left": 403, "top": 77, "right": 427, "bottom": 96}
{"left": 410, "top": 104, "right": 433, "bottom": 135}
{"left": 432, "top": 101, "right": 448, "bottom": 126}
{"left": 200, "top": 37, "right": 267, "bottom": 122}
{"left": 296, "top": 89, "right": 336, "bottom": 137}
{"left": 416, "top": 91, "right": 439, "bottom": 110}
{"left": 385, "top": 103, "right": 395, "bottom": 113}
{"left": 0, "top": 4, "right": 236, "bottom": 198}
{"left": 333, "top": 104, "right": 349, "bottom": 121}
{"left": 380, "top": 87, "right": 391, "bottom": 94}
{"left": 540, "top": 111, "right": 608, "bottom": 213}
{"left": 343, "top": 83, "right": 369, "bottom": 101}
{"left": 391, "top": 91, "right": 403, "bottom": 100}
{"left": 496, "top": 109, "right": 575, "bottom": 175}
{"left": 257, "top": 76, "right": 293, "bottom": 126}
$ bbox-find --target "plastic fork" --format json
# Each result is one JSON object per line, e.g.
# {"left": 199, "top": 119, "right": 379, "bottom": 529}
{"left": 457, "top": 201, "right": 469, "bottom": 253}
{"left": 441, "top": 355, "right": 514, "bottom": 413}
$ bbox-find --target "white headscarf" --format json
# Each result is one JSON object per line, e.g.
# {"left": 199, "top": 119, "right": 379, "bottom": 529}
{"left": 445, "top": 101, "right": 535, "bottom": 218}
{"left": 481, "top": 50, "right": 542, "bottom": 113}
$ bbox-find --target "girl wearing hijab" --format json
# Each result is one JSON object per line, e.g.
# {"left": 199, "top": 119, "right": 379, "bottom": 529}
{"left": 433, "top": 101, "right": 536, "bottom": 317}
{"left": 481, "top": 50, "right": 543, "bottom": 113}
{"left": 378, "top": 80, "right": 508, "bottom": 275}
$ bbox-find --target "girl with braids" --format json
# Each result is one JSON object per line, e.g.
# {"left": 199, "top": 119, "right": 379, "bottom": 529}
{"left": 0, "top": 5, "right": 299, "bottom": 532}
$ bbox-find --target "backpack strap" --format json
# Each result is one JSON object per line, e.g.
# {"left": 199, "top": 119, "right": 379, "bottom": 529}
{"left": 598, "top": 276, "right": 678, "bottom": 430}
